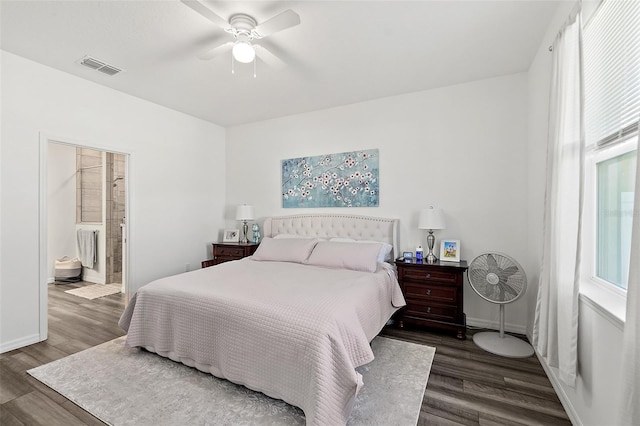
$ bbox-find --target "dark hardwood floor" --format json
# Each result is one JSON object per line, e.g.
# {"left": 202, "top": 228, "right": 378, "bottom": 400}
{"left": 0, "top": 283, "right": 571, "bottom": 425}
{"left": 0, "top": 282, "right": 125, "bottom": 425}
{"left": 380, "top": 327, "right": 571, "bottom": 426}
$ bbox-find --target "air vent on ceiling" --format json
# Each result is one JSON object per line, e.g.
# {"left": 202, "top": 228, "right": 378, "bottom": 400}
{"left": 97, "top": 65, "right": 122, "bottom": 76}
{"left": 78, "top": 55, "right": 124, "bottom": 76}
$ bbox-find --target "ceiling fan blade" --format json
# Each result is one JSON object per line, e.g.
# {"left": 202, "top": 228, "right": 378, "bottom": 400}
{"left": 254, "top": 9, "right": 300, "bottom": 37}
{"left": 181, "top": 0, "right": 230, "bottom": 30}
{"left": 197, "top": 41, "right": 234, "bottom": 60}
{"left": 254, "top": 44, "right": 286, "bottom": 68}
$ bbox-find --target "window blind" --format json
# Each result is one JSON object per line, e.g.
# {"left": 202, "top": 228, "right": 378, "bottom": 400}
{"left": 584, "top": 0, "right": 640, "bottom": 147}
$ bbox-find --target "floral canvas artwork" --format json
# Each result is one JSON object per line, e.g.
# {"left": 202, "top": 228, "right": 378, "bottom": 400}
{"left": 282, "top": 149, "right": 379, "bottom": 208}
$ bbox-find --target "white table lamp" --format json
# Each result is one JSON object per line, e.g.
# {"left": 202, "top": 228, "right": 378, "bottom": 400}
{"left": 235, "top": 204, "right": 254, "bottom": 244}
{"left": 418, "top": 206, "right": 446, "bottom": 263}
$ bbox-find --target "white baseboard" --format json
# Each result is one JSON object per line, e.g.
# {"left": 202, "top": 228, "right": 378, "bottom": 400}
{"left": 466, "top": 316, "right": 528, "bottom": 335}
{"left": 0, "top": 333, "right": 42, "bottom": 354}
{"left": 47, "top": 277, "right": 55, "bottom": 284}
{"left": 532, "top": 347, "right": 583, "bottom": 426}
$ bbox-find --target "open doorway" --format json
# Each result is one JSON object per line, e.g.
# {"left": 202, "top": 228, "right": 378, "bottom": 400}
{"left": 42, "top": 137, "right": 129, "bottom": 338}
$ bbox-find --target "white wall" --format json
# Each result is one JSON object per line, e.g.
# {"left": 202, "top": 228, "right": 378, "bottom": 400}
{"left": 526, "top": 2, "right": 626, "bottom": 424}
{"left": 226, "top": 73, "right": 531, "bottom": 333}
{"left": 47, "top": 143, "right": 77, "bottom": 282}
{"left": 0, "top": 50, "right": 227, "bottom": 352}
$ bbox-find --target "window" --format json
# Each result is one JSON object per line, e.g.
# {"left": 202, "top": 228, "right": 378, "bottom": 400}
{"left": 595, "top": 144, "right": 636, "bottom": 290}
{"left": 583, "top": 0, "right": 639, "bottom": 294}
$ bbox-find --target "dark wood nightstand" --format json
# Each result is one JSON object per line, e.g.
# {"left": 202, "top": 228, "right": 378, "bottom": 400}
{"left": 395, "top": 259, "right": 468, "bottom": 339}
{"left": 201, "top": 242, "right": 260, "bottom": 268}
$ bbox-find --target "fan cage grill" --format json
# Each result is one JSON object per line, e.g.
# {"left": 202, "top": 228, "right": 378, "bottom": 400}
{"left": 468, "top": 253, "right": 527, "bottom": 304}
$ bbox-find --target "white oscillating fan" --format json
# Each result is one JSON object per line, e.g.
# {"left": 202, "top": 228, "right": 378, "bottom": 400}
{"left": 467, "top": 253, "right": 534, "bottom": 358}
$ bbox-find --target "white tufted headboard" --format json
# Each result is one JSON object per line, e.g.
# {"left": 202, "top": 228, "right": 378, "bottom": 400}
{"left": 263, "top": 214, "right": 399, "bottom": 259}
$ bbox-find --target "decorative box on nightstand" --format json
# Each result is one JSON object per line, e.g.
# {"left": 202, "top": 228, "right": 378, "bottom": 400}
{"left": 201, "top": 242, "right": 259, "bottom": 268}
{"left": 395, "top": 259, "right": 468, "bottom": 339}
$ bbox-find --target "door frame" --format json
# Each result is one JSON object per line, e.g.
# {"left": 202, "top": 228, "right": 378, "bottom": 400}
{"left": 38, "top": 133, "right": 133, "bottom": 342}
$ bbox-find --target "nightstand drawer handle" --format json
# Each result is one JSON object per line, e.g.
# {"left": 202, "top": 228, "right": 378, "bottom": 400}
{"left": 425, "top": 273, "right": 431, "bottom": 279}
{"left": 427, "top": 307, "right": 431, "bottom": 313}
{"left": 426, "top": 289, "right": 431, "bottom": 296}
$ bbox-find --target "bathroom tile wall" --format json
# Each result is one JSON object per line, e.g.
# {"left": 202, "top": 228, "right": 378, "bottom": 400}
{"left": 75, "top": 148, "right": 124, "bottom": 284}
{"left": 105, "top": 153, "right": 125, "bottom": 284}
{"left": 112, "top": 154, "right": 125, "bottom": 283}
{"left": 105, "top": 152, "right": 113, "bottom": 284}
{"left": 76, "top": 148, "right": 103, "bottom": 224}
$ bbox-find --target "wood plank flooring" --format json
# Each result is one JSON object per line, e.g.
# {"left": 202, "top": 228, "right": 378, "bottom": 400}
{"left": 380, "top": 327, "right": 571, "bottom": 425}
{"left": 0, "top": 282, "right": 571, "bottom": 425}
{"left": 1, "top": 282, "right": 125, "bottom": 426}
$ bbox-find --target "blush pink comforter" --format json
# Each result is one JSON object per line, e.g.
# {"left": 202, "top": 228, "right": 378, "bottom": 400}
{"left": 119, "top": 258, "right": 405, "bottom": 425}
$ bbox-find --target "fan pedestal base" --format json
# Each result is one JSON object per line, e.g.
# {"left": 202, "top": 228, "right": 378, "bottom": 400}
{"left": 473, "top": 331, "right": 534, "bottom": 358}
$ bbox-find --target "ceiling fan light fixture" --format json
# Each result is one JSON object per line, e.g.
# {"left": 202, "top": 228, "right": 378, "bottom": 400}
{"left": 232, "top": 41, "right": 255, "bottom": 63}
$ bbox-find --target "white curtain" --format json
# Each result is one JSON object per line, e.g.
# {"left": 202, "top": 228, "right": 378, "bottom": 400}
{"left": 620, "top": 120, "right": 640, "bottom": 424}
{"left": 532, "top": 8, "right": 583, "bottom": 388}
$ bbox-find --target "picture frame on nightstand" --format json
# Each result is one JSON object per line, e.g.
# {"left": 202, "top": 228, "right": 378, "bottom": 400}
{"left": 223, "top": 229, "right": 240, "bottom": 243}
{"left": 440, "top": 239, "right": 460, "bottom": 262}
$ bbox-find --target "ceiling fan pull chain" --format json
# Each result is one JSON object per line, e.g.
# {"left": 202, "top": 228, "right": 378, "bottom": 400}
{"left": 253, "top": 59, "right": 257, "bottom": 78}
{"left": 231, "top": 54, "right": 235, "bottom": 74}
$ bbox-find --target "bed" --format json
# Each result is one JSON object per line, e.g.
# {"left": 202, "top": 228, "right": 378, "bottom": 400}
{"left": 119, "top": 214, "right": 406, "bottom": 425}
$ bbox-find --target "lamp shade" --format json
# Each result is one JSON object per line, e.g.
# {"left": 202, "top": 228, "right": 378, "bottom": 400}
{"left": 418, "top": 207, "right": 445, "bottom": 230}
{"left": 232, "top": 41, "right": 255, "bottom": 63}
{"left": 235, "top": 205, "right": 254, "bottom": 221}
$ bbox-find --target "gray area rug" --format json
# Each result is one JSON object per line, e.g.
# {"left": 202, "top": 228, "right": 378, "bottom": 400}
{"left": 28, "top": 336, "right": 434, "bottom": 425}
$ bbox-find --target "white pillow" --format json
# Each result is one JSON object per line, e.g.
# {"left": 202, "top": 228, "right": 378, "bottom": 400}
{"left": 306, "top": 241, "right": 382, "bottom": 273}
{"left": 252, "top": 237, "right": 319, "bottom": 263}
{"left": 329, "top": 238, "right": 393, "bottom": 263}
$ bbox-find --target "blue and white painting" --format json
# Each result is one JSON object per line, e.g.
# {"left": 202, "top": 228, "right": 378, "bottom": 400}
{"left": 282, "top": 149, "right": 379, "bottom": 208}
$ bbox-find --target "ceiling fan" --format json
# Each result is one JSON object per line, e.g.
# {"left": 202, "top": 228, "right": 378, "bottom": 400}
{"left": 181, "top": 0, "right": 300, "bottom": 70}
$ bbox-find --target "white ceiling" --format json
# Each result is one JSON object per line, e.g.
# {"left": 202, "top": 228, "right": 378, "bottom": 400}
{"left": 0, "top": 0, "right": 560, "bottom": 127}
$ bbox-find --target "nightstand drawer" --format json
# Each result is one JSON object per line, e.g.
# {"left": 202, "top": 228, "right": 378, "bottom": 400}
{"left": 201, "top": 259, "right": 216, "bottom": 268}
{"left": 214, "top": 246, "right": 245, "bottom": 257}
{"left": 404, "top": 301, "right": 459, "bottom": 322}
{"left": 402, "top": 268, "right": 458, "bottom": 284}
{"left": 395, "top": 259, "right": 467, "bottom": 339}
{"left": 404, "top": 283, "right": 457, "bottom": 304}
{"left": 203, "top": 242, "right": 260, "bottom": 269}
